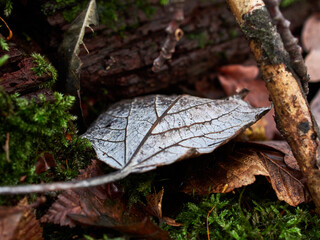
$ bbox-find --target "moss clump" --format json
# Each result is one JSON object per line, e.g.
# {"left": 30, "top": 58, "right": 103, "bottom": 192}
{"left": 0, "top": 0, "right": 13, "bottom": 16}
{"left": 0, "top": 37, "right": 9, "bottom": 67}
{"left": 164, "top": 192, "right": 320, "bottom": 240}
{"left": 31, "top": 53, "right": 58, "bottom": 88}
{"left": 42, "top": 0, "right": 156, "bottom": 33}
{"left": 0, "top": 88, "right": 93, "bottom": 190}
{"left": 187, "top": 31, "right": 213, "bottom": 49}
{"left": 280, "top": 0, "right": 300, "bottom": 8}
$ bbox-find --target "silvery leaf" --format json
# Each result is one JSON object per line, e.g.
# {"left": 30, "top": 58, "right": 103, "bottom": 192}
{"left": 83, "top": 93, "right": 270, "bottom": 173}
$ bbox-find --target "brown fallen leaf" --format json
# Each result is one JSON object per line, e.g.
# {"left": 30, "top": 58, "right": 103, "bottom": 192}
{"left": 218, "top": 65, "right": 278, "bottom": 140}
{"left": 302, "top": 13, "right": 320, "bottom": 51}
{"left": 41, "top": 160, "right": 121, "bottom": 227}
{"left": 305, "top": 49, "right": 320, "bottom": 82}
{"left": 146, "top": 188, "right": 183, "bottom": 227}
{"left": 42, "top": 160, "right": 170, "bottom": 239}
{"left": 311, "top": 89, "right": 320, "bottom": 125}
{"left": 182, "top": 141, "right": 309, "bottom": 206}
{"left": 0, "top": 198, "right": 43, "bottom": 240}
{"left": 35, "top": 152, "right": 56, "bottom": 174}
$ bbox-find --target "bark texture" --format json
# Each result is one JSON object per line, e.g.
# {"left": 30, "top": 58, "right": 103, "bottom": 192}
{"left": 3, "top": 0, "right": 314, "bottom": 104}
{"left": 226, "top": 0, "right": 320, "bottom": 212}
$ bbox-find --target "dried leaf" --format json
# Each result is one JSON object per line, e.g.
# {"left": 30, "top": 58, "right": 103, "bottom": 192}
{"left": 218, "top": 65, "right": 278, "bottom": 139}
{"left": 42, "top": 161, "right": 170, "bottom": 239}
{"left": 83, "top": 94, "right": 269, "bottom": 174}
{"left": 146, "top": 188, "right": 183, "bottom": 227}
{"left": 0, "top": 198, "right": 43, "bottom": 240}
{"left": 305, "top": 49, "right": 320, "bottom": 83}
{"left": 311, "top": 89, "right": 320, "bottom": 125}
{"left": 59, "top": 0, "right": 98, "bottom": 94}
{"left": 302, "top": 13, "right": 320, "bottom": 51}
{"left": 35, "top": 152, "right": 56, "bottom": 174}
{"left": 41, "top": 160, "right": 108, "bottom": 227}
{"left": 182, "top": 141, "right": 309, "bottom": 206}
{"left": 146, "top": 188, "right": 164, "bottom": 219}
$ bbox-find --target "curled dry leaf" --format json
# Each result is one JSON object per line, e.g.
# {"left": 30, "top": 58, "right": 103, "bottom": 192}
{"left": 83, "top": 94, "right": 269, "bottom": 173}
{"left": 302, "top": 13, "right": 320, "bottom": 52}
{"left": 218, "top": 65, "right": 277, "bottom": 139}
{"left": 182, "top": 141, "right": 309, "bottom": 206}
{"left": 59, "top": 0, "right": 98, "bottom": 95}
{"left": 0, "top": 198, "right": 43, "bottom": 240}
{"left": 42, "top": 160, "right": 170, "bottom": 239}
{"left": 146, "top": 188, "right": 183, "bottom": 227}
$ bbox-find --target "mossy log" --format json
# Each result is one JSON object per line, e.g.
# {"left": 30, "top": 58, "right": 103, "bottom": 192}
{"left": 6, "top": 0, "right": 315, "bottom": 105}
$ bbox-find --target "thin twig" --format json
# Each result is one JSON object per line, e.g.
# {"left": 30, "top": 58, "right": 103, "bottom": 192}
{"left": 264, "top": 0, "right": 309, "bottom": 93}
{"left": 0, "top": 16, "right": 13, "bottom": 40}
{"left": 206, "top": 205, "right": 216, "bottom": 240}
{"left": 0, "top": 167, "right": 132, "bottom": 194}
{"left": 3, "top": 132, "right": 10, "bottom": 162}
{"left": 152, "top": 0, "right": 185, "bottom": 72}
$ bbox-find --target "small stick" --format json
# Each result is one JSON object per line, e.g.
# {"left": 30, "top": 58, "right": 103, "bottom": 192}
{"left": 264, "top": 0, "right": 309, "bottom": 94}
{"left": 206, "top": 205, "right": 216, "bottom": 240}
{"left": 226, "top": 0, "right": 320, "bottom": 213}
{"left": 152, "top": 0, "right": 185, "bottom": 72}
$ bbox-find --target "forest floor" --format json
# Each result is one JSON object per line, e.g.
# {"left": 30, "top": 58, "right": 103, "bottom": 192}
{"left": 0, "top": 0, "right": 320, "bottom": 239}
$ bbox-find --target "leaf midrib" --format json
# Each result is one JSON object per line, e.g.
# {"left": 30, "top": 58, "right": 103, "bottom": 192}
{"left": 125, "top": 95, "right": 182, "bottom": 166}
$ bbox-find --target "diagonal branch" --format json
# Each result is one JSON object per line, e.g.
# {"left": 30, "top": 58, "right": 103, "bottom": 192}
{"left": 226, "top": 0, "right": 320, "bottom": 213}
{"left": 264, "top": 0, "right": 309, "bottom": 94}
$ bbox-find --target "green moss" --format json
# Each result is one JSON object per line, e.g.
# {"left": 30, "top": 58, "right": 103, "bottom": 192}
{"left": 85, "top": 235, "right": 125, "bottom": 240}
{"left": 160, "top": 0, "right": 170, "bottom": 5}
{"left": 31, "top": 53, "right": 58, "bottom": 88}
{"left": 0, "top": 37, "right": 9, "bottom": 51}
{"left": 187, "top": 31, "right": 213, "bottom": 49}
{"left": 119, "top": 172, "right": 155, "bottom": 206}
{"left": 164, "top": 192, "right": 320, "bottom": 239}
{"left": 42, "top": 0, "right": 156, "bottom": 35}
{"left": 280, "top": 0, "right": 300, "bottom": 8}
{"left": 0, "top": 88, "right": 94, "bottom": 198}
{"left": 0, "top": 0, "right": 13, "bottom": 16}
{"left": 0, "top": 37, "right": 9, "bottom": 67}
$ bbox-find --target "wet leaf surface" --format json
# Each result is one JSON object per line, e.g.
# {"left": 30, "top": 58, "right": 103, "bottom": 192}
{"left": 42, "top": 161, "right": 170, "bottom": 239}
{"left": 182, "top": 141, "right": 309, "bottom": 206}
{"left": 83, "top": 94, "right": 269, "bottom": 173}
{"left": 0, "top": 198, "right": 43, "bottom": 240}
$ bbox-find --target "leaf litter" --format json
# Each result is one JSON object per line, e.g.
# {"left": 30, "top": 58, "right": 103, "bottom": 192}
{"left": 182, "top": 141, "right": 309, "bottom": 206}
{"left": 0, "top": 198, "right": 44, "bottom": 240}
{"left": 42, "top": 160, "right": 170, "bottom": 239}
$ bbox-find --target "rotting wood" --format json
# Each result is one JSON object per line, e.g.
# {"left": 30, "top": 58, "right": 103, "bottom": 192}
{"left": 226, "top": 0, "right": 320, "bottom": 212}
